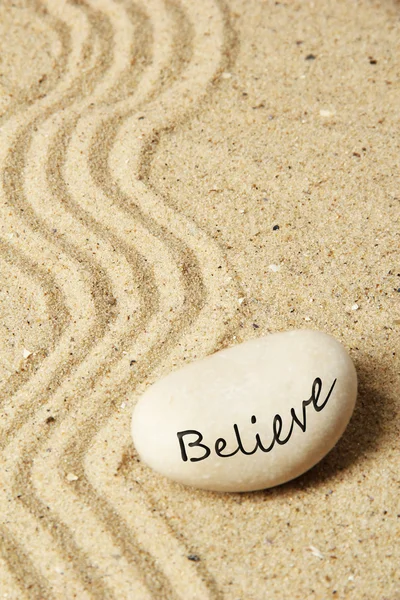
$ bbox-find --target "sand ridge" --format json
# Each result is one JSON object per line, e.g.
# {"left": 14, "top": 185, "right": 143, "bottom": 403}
{"left": 0, "top": 0, "right": 399, "bottom": 598}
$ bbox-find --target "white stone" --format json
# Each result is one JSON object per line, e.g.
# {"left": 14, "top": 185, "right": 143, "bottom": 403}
{"left": 131, "top": 330, "right": 357, "bottom": 492}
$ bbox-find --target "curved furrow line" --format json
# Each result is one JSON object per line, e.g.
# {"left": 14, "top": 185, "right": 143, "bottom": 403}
{"left": 0, "top": 555, "right": 25, "bottom": 600}
{"left": 0, "top": 526, "right": 51, "bottom": 600}
{"left": 0, "top": 0, "right": 154, "bottom": 427}
{"left": 108, "top": 0, "right": 241, "bottom": 367}
{"left": 21, "top": 2, "right": 196, "bottom": 595}
{"left": 0, "top": 0, "right": 117, "bottom": 439}
{"left": 0, "top": 2, "right": 101, "bottom": 596}
{"left": 22, "top": 0, "right": 223, "bottom": 597}
{"left": 0, "top": 0, "right": 151, "bottom": 444}
{"left": 1, "top": 131, "right": 124, "bottom": 600}
{"left": 0, "top": 0, "right": 92, "bottom": 401}
{"left": 103, "top": 0, "right": 152, "bottom": 104}
{"left": 3, "top": 0, "right": 241, "bottom": 596}
{"left": 141, "top": 0, "right": 195, "bottom": 105}
{"left": 0, "top": 130, "right": 116, "bottom": 436}
{"left": 1, "top": 0, "right": 181, "bottom": 596}
{"left": 0, "top": 231, "right": 71, "bottom": 600}
{"left": 0, "top": 0, "right": 136, "bottom": 596}
{"left": 0, "top": 0, "right": 97, "bottom": 433}
{"left": 13, "top": 126, "right": 162, "bottom": 597}
{"left": 0, "top": 0, "right": 71, "bottom": 127}
{"left": 85, "top": 2, "right": 244, "bottom": 595}
{"left": 0, "top": 237, "right": 69, "bottom": 398}
{"left": 57, "top": 0, "right": 241, "bottom": 597}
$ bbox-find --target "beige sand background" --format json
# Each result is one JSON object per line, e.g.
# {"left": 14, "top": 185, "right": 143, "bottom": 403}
{"left": 0, "top": 0, "right": 399, "bottom": 598}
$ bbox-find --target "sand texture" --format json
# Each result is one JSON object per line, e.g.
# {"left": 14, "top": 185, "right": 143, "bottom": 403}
{"left": 0, "top": 0, "right": 399, "bottom": 598}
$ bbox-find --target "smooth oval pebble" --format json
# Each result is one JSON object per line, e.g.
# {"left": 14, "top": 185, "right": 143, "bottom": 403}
{"left": 131, "top": 330, "right": 357, "bottom": 492}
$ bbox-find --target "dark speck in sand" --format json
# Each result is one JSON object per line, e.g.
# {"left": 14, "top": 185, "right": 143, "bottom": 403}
{"left": 273, "top": 224, "right": 280, "bottom": 230}
{"left": 187, "top": 554, "right": 200, "bottom": 562}
{"left": 305, "top": 54, "right": 316, "bottom": 60}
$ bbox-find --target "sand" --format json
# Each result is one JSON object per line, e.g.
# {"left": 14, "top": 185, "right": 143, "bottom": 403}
{"left": 0, "top": 0, "right": 399, "bottom": 598}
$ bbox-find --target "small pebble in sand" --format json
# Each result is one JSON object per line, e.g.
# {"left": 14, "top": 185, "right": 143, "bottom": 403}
{"left": 22, "top": 348, "right": 32, "bottom": 359}
{"left": 320, "top": 109, "right": 335, "bottom": 117}
{"left": 307, "top": 545, "right": 324, "bottom": 559}
{"left": 66, "top": 473, "right": 79, "bottom": 482}
{"left": 131, "top": 330, "right": 357, "bottom": 492}
{"left": 268, "top": 264, "right": 280, "bottom": 272}
{"left": 351, "top": 303, "right": 359, "bottom": 311}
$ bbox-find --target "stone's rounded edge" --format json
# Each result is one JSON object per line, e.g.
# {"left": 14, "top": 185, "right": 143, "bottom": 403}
{"left": 131, "top": 400, "right": 155, "bottom": 469}
{"left": 130, "top": 329, "right": 358, "bottom": 493}
{"left": 131, "top": 409, "right": 142, "bottom": 462}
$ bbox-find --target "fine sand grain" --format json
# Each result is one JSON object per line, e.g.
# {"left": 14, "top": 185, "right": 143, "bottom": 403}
{"left": 0, "top": 0, "right": 399, "bottom": 598}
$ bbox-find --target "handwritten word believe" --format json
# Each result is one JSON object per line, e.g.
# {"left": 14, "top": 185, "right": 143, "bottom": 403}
{"left": 177, "top": 377, "right": 337, "bottom": 462}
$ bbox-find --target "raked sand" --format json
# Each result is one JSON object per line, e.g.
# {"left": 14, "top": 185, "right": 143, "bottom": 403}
{"left": 0, "top": 0, "right": 399, "bottom": 598}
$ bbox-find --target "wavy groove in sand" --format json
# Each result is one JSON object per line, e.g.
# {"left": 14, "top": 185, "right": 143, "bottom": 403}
{"left": 0, "top": 0, "right": 128, "bottom": 596}
{"left": 0, "top": 0, "right": 242, "bottom": 598}
{"left": 25, "top": 1, "right": 211, "bottom": 596}
{"left": 1, "top": 0, "right": 187, "bottom": 596}
{"left": 0, "top": 0, "right": 71, "bottom": 125}
{"left": 75, "top": 1, "right": 240, "bottom": 598}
